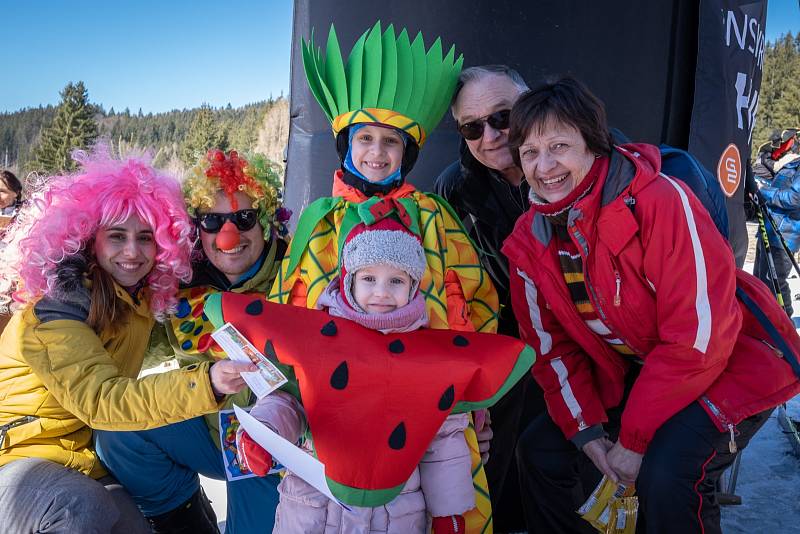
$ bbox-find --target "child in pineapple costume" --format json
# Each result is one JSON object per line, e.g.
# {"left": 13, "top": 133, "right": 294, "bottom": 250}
{"left": 238, "top": 218, "right": 475, "bottom": 533}
{"left": 269, "top": 22, "right": 498, "bottom": 532}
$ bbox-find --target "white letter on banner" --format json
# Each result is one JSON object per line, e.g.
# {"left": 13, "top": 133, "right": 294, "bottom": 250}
{"left": 748, "top": 17, "right": 758, "bottom": 54}
{"left": 726, "top": 11, "right": 747, "bottom": 50}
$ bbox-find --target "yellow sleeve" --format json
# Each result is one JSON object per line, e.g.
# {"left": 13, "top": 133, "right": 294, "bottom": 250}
{"left": 429, "top": 194, "right": 500, "bottom": 333}
{"left": 23, "top": 319, "right": 221, "bottom": 430}
{"left": 268, "top": 213, "right": 341, "bottom": 308}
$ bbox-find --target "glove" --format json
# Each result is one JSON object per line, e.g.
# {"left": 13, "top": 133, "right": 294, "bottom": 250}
{"left": 235, "top": 428, "right": 272, "bottom": 476}
{"left": 432, "top": 514, "right": 466, "bottom": 534}
{"left": 474, "top": 409, "right": 492, "bottom": 464}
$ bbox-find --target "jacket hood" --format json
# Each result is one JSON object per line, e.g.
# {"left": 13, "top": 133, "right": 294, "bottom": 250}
{"left": 600, "top": 143, "right": 661, "bottom": 207}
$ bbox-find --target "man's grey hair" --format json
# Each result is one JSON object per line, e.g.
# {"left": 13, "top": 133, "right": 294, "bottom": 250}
{"left": 451, "top": 65, "right": 529, "bottom": 109}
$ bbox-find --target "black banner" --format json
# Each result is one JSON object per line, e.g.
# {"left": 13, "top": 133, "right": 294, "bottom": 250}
{"left": 286, "top": 0, "right": 701, "bottom": 222}
{"left": 689, "top": 0, "right": 768, "bottom": 266}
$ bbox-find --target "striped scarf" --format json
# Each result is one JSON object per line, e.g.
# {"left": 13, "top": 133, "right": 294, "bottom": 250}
{"left": 553, "top": 225, "right": 637, "bottom": 357}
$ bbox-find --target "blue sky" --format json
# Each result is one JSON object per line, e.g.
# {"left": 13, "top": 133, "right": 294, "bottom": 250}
{"left": 1, "top": 0, "right": 293, "bottom": 113}
{"left": 767, "top": 0, "right": 800, "bottom": 42}
{"left": 1, "top": 0, "right": 797, "bottom": 114}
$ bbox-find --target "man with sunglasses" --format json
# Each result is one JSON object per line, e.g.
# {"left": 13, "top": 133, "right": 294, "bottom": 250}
{"left": 435, "top": 65, "right": 546, "bottom": 534}
{"left": 95, "top": 150, "right": 291, "bottom": 533}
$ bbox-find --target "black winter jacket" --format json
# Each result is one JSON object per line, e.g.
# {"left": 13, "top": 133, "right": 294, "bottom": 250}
{"left": 434, "top": 140, "right": 529, "bottom": 337}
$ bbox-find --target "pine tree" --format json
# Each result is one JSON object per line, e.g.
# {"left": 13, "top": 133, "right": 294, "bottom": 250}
{"left": 28, "top": 81, "right": 98, "bottom": 173}
{"left": 180, "top": 104, "right": 228, "bottom": 165}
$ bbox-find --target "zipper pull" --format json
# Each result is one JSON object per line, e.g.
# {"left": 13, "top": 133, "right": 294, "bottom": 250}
{"left": 728, "top": 423, "right": 738, "bottom": 453}
{"left": 614, "top": 271, "right": 621, "bottom": 307}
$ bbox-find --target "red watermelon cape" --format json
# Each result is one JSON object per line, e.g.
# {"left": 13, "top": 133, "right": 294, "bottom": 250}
{"left": 204, "top": 292, "right": 535, "bottom": 507}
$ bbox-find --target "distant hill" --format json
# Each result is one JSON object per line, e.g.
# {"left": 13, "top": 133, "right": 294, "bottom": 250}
{"left": 0, "top": 97, "right": 289, "bottom": 177}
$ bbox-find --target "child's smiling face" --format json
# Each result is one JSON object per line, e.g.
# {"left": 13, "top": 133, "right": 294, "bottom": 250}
{"left": 350, "top": 125, "right": 405, "bottom": 183}
{"left": 352, "top": 264, "right": 412, "bottom": 314}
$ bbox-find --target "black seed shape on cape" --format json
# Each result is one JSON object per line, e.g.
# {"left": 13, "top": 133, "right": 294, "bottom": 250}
{"left": 388, "top": 340, "right": 405, "bottom": 354}
{"left": 263, "top": 340, "right": 278, "bottom": 361}
{"left": 453, "top": 335, "right": 469, "bottom": 347}
{"left": 330, "top": 361, "right": 348, "bottom": 390}
{"left": 321, "top": 321, "right": 337, "bottom": 336}
{"left": 388, "top": 422, "right": 406, "bottom": 450}
{"left": 245, "top": 299, "right": 263, "bottom": 316}
{"left": 438, "top": 385, "right": 455, "bottom": 410}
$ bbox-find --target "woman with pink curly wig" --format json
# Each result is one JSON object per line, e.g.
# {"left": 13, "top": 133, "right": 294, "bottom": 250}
{"left": 7, "top": 149, "right": 192, "bottom": 321}
{"left": 0, "top": 149, "right": 257, "bottom": 534}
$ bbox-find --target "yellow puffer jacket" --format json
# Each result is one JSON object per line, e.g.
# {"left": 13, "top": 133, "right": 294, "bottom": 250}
{"left": 0, "top": 284, "right": 221, "bottom": 478}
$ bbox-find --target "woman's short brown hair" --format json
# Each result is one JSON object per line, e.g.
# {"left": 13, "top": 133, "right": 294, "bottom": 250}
{"left": 507, "top": 76, "right": 613, "bottom": 168}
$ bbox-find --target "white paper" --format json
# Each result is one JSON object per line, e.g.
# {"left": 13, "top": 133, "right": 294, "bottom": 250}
{"left": 211, "top": 322, "right": 288, "bottom": 399}
{"left": 233, "top": 405, "right": 350, "bottom": 510}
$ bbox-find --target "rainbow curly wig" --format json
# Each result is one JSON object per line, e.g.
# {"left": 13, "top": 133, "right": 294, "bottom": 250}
{"left": 183, "top": 149, "right": 291, "bottom": 239}
{"left": 0, "top": 148, "right": 193, "bottom": 320}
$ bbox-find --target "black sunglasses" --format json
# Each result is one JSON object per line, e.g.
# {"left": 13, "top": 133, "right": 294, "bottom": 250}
{"left": 457, "top": 109, "right": 511, "bottom": 141}
{"left": 197, "top": 209, "right": 259, "bottom": 233}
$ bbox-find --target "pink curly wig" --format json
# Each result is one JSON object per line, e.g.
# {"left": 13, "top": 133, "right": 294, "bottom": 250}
{"left": 3, "top": 148, "right": 193, "bottom": 320}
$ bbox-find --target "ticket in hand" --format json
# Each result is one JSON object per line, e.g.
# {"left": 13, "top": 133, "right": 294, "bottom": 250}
{"left": 211, "top": 322, "right": 288, "bottom": 398}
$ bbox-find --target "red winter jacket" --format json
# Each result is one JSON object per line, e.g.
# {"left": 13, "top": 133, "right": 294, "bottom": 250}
{"left": 502, "top": 143, "right": 800, "bottom": 454}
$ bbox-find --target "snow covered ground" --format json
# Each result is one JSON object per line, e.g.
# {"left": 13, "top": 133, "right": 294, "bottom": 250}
{"left": 720, "top": 397, "right": 800, "bottom": 533}
{"left": 720, "top": 255, "right": 800, "bottom": 533}
{"left": 202, "top": 253, "right": 800, "bottom": 532}
{"left": 201, "top": 475, "right": 227, "bottom": 531}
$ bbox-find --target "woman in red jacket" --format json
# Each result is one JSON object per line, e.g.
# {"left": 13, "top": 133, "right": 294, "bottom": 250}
{"left": 501, "top": 77, "right": 800, "bottom": 533}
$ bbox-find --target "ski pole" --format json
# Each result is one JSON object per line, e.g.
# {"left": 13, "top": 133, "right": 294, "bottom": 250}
{"left": 756, "top": 190, "right": 800, "bottom": 279}
{"left": 751, "top": 194, "right": 785, "bottom": 307}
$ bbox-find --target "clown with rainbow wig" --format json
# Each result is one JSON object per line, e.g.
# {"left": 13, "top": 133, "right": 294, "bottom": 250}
{"left": 94, "top": 148, "right": 291, "bottom": 533}
{"left": 0, "top": 148, "right": 257, "bottom": 533}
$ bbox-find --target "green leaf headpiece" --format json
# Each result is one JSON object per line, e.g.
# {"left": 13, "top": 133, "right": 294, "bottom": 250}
{"left": 302, "top": 21, "right": 464, "bottom": 147}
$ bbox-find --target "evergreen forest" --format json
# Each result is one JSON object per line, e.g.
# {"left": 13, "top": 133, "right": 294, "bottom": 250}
{"left": 1, "top": 32, "right": 797, "bottom": 180}
{"left": 0, "top": 84, "right": 289, "bottom": 178}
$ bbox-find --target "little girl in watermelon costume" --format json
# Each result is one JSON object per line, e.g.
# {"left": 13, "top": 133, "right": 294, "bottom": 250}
{"left": 238, "top": 218, "right": 474, "bottom": 533}
{"left": 270, "top": 23, "right": 497, "bottom": 531}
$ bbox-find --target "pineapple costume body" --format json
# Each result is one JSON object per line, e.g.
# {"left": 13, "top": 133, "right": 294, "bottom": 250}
{"left": 269, "top": 21, "right": 500, "bottom": 533}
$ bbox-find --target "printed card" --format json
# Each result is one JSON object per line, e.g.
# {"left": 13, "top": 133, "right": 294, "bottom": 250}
{"left": 211, "top": 322, "right": 288, "bottom": 399}
{"left": 218, "top": 408, "right": 283, "bottom": 481}
{"left": 218, "top": 408, "right": 258, "bottom": 481}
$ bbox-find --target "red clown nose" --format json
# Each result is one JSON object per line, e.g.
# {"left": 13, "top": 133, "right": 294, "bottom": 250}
{"left": 216, "top": 221, "right": 240, "bottom": 251}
